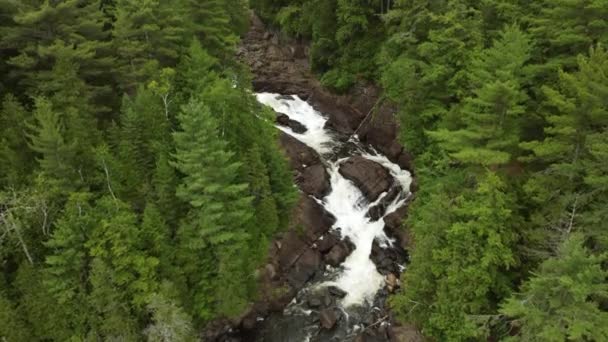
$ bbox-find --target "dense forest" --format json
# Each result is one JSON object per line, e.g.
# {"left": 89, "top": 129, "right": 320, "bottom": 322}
{"left": 253, "top": 0, "right": 608, "bottom": 340}
{"left": 0, "top": 0, "right": 297, "bottom": 340}
{"left": 1, "top": 0, "right": 607, "bottom": 341}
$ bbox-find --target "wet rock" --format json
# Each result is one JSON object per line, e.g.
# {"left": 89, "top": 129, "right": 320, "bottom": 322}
{"left": 389, "top": 324, "right": 425, "bottom": 342}
{"left": 366, "top": 186, "right": 402, "bottom": 221}
{"left": 308, "top": 297, "right": 322, "bottom": 308}
{"left": 264, "top": 263, "right": 278, "bottom": 281}
{"left": 312, "top": 89, "right": 365, "bottom": 134}
{"left": 339, "top": 156, "right": 393, "bottom": 202}
{"left": 276, "top": 94, "right": 295, "bottom": 101}
{"left": 328, "top": 286, "right": 347, "bottom": 298}
{"left": 316, "top": 232, "right": 340, "bottom": 253}
{"left": 288, "top": 248, "right": 321, "bottom": 289}
{"left": 320, "top": 308, "right": 337, "bottom": 329}
{"left": 279, "top": 132, "right": 320, "bottom": 172}
{"left": 296, "top": 196, "right": 336, "bottom": 241}
{"left": 325, "top": 244, "right": 348, "bottom": 267}
{"left": 324, "top": 239, "right": 354, "bottom": 267}
{"left": 276, "top": 113, "right": 307, "bottom": 133}
{"left": 396, "top": 149, "right": 414, "bottom": 173}
{"left": 299, "top": 164, "right": 330, "bottom": 198}
{"left": 371, "top": 240, "right": 408, "bottom": 275}
{"left": 290, "top": 45, "right": 306, "bottom": 59}
{"left": 385, "top": 273, "right": 399, "bottom": 293}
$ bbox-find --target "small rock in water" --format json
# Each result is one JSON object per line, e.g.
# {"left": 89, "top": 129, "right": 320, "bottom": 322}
{"left": 319, "top": 308, "right": 337, "bottom": 329}
{"left": 308, "top": 297, "right": 322, "bottom": 308}
{"left": 328, "top": 286, "right": 347, "bottom": 298}
{"left": 276, "top": 94, "right": 295, "bottom": 101}
{"left": 385, "top": 273, "right": 399, "bottom": 293}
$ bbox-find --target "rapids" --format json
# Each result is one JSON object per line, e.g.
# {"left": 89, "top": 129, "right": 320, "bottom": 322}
{"left": 254, "top": 93, "right": 412, "bottom": 341}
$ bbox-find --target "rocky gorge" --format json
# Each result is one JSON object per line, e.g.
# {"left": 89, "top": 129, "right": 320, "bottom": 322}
{"left": 203, "top": 13, "right": 422, "bottom": 342}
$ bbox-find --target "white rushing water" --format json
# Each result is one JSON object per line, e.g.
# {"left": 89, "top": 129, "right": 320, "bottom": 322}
{"left": 256, "top": 93, "right": 412, "bottom": 307}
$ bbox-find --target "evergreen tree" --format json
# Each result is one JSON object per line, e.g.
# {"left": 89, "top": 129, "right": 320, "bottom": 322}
{"left": 87, "top": 196, "right": 159, "bottom": 307}
{"left": 393, "top": 172, "right": 518, "bottom": 340}
{"left": 1, "top": 0, "right": 115, "bottom": 111}
{"left": 112, "top": 0, "right": 188, "bottom": 90}
{"left": 26, "top": 97, "right": 78, "bottom": 189}
{"left": 521, "top": 46, "right": 608, "bottom": 253}
{"left": 530, "top": 0, "right": 608, "bottom": 72}
{"left": 429, "top": 25, "right": 531, "bottom": 166}
{"left": 186, "top": 0, "right": 239, "bottom": 58}
{"left": 172, "top": 98, "right": 253, "bottom": 319}
{"left": 44, "top": 192, "right": 96, "bottom": 333}
{"left": 501, "top": 233, "right": 608, "bottom": 341}
{"left": 0, "top": 94, "right": 35, "bottom": 186}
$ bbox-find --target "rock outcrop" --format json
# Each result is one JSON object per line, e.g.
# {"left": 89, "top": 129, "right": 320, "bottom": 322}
{"left": 339, "top": 156, "right": 393, "bottom": 202}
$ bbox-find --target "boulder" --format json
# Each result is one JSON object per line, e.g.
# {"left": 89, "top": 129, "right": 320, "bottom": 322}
{"left": 276, "top": 113, "right": 307, "bottom": 133}
{"left": 366, "top": 186, "right": 402, "bottom": 221}
{"left": 385, "top": 273, "right": 399, "bottom": 293}
{"left": 279, "top": 132, "right": 320, "bottom": 172}
{"left": 316, "top": 233, "right": 340, "bottom": 253}
{"left": 325, "top": 242, "right": 350, "bottom": 267}
{"left": 310, "top": 89, "right": 365, "bottom": 134}
{"left": 296, "top": 196, "right": 336, "bottom": 242}
{"left": 319, "top": 309, "right": 337, "bottom": 330}
{"left": 298, "top": 164, "right": 330, "bottom": 198}
{"left": 287, "top": 248, "right": 321, "bottom": 289}
{"left": 327, "top": 286, "right": 347, "bottom": 298}
{"left": 339, "top": 156, "right": 393, "bottom": 202}
{"left": 371, "top": 240, "right": 407, "bottom": 275}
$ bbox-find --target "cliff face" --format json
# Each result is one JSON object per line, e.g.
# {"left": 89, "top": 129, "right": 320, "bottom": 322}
{"left": 238, "top": 13, "right": 414, "bottom": 173}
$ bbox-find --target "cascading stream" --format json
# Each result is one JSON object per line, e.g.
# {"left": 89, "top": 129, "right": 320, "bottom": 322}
{"left": 255, "top": 93, "right": 412, "bottom": 341}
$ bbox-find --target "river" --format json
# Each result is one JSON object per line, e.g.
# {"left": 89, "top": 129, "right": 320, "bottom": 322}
{"left": 253, "top": 93, "right": 412, "bottom": 341}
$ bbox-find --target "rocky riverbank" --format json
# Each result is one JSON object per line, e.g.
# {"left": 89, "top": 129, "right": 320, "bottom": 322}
{"left": 203, "top": 13, "right": 420, "bottom": 342}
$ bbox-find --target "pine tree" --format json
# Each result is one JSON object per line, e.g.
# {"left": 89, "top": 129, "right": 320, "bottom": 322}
{"left": 429, "top": 25, "right": 532, "bottom": 166}
{"left": 26, "top": 97, "right": 79, "bottom": 190}
{"left": 186, "top": 0, "right": 239, "bottom": 58}
{"left": 393, "top": 172, "right": 518, "bottom": 340}
{"left": 521, "top": 46, "right": 608, "bottom": 253}
{"left": 0, "top": 94, "right": 35, "bottom": 186}
{"left": 86, "top": 258, "right": 139, "bottom": 340}
{"left": 112, "top": 0, "right": 188, "bottom": 90}
{"left": 0, "top": 290, "right": 33, "bottom": 342}
{"left": 1, "top": 0, "right": 115, "bottom": 111}
{"left": 172, "top": 98, "right": 253, "bottom": 319}
{"left": 530, "top": 0, "right": 608, "bottom": 72}
{"left": 501, "top": 233, "right": 608, "bottom": 341}
{"left": 86, "top": 196, "right": 160, "bottom": 307}
{"left": 44, "top": 192, "right": 96, "bottom": 333}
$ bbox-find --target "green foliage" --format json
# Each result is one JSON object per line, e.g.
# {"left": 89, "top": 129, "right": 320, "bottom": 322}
{"left": 429, "top": 25, "right": 532, "bottom": 166}
{"left": 0, "top": 0, "right": 297, "bottom": 339}
{"left": 501, "top": 233, "right": 608, "bottom": 341}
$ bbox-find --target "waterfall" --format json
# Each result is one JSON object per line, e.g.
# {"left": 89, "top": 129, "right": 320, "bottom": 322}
{"left": 255, "top": 93, "right": 412, "bottom": 341}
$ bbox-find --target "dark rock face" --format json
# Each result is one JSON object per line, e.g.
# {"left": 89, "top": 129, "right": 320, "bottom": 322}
{"left": 320, "top": 308, "right": 338, "bottom": 329}
{"left": 339, "top": 156, "right": 393, "bottom": 202}
{"left": 279, "top": 132, "right": 320, "bottom": 172}
{"left": 298, "top": 164, "right": 330, "bottom": 198}
{"left": 287, "top": 248, "right": 322, "bottom": 288}
{"left": 366, "top": 186, "right": 402, "bottom": 221}
{"left": 324, "top": 242, "right": 350, "bottom": 267}
{"left": 276, "top": 113, "right": 307, "bottom": 133}
{"left": 370, "top": 240, "right": 408, "bottom": 276}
